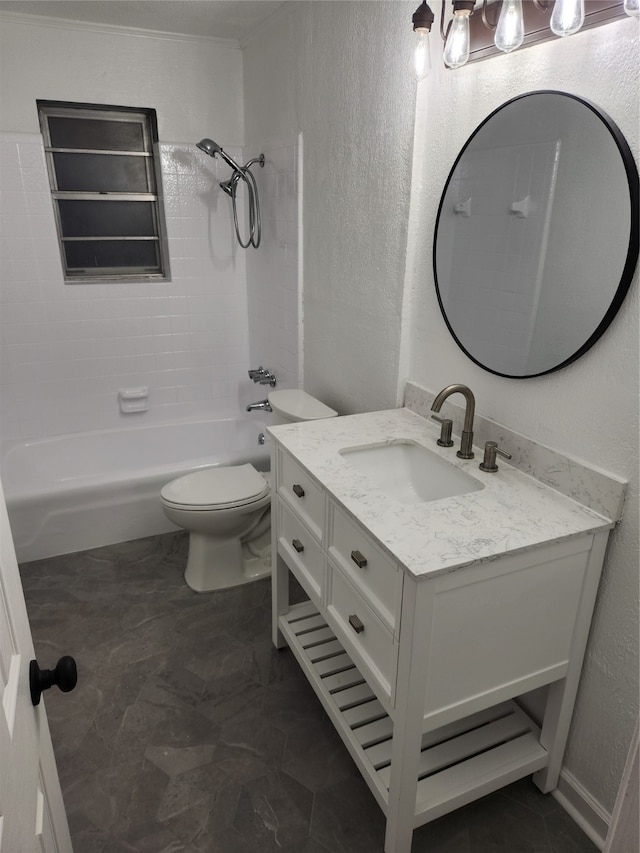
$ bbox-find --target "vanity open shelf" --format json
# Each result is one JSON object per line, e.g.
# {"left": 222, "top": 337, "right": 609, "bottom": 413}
{"left": 279, "top": 601, "right": 547, "bottom": 826}
{"left": 269, "top": 408, "right": 616, "bottom": 853}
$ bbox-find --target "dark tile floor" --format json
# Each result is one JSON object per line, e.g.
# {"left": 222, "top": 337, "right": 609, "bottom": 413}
{"left": 20, "top": 532, "right": 599, "bottom": 853}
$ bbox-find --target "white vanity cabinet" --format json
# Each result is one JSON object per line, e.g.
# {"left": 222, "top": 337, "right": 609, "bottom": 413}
{"left": 270, "top": 437, "right": 611, "bottom": 853}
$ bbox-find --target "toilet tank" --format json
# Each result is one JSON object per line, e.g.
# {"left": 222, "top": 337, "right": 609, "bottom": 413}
{"left": 268, "top": 390, "right": 337, "bottom": 425}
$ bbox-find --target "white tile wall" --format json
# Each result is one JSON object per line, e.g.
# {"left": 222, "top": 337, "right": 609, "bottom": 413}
{"left": 245, "top": 135, "right": 300, "bottom": 396}
{"left": 0, "top": 131, "right": 259, "bottom": 442}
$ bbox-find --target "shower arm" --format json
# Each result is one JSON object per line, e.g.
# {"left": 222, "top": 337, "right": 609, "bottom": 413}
{"left": 243, "top": 154, "right": 265, "bottom": 171}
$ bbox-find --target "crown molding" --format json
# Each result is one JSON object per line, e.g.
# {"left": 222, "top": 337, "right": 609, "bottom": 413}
{"left": 0, "top": 10, "right": 241, "bottom": 49}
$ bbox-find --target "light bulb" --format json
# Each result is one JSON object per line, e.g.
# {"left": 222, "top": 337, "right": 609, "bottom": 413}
{"left": 550, "top": 0, "right": 585, "bottom": 37}
{"left": 495, "top": 0, "right": 524, "bottom": 53}
{"left": 443, "top": 10, "right": 471, "bottom": 69}
{"left": 412, "top": 30, "right": 432, "bottom": 80}
{"left": 624, "top": 0, "right": 640, "bottom": 16}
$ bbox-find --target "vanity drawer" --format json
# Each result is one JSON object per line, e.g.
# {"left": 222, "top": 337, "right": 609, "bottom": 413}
{"left": 329, "top": 502, "right": 402, "bottom": 635}
{"left": 278, "top": 450, "right": 325, "bottom": 542}
{"left": 327, "top": 561, "right": 397, "bottom": 705}
{"left": 277, "top": 497, "right": 325, "bottom": 607}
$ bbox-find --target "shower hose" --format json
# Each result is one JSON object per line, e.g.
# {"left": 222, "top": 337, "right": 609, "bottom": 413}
{"left": 230, "top": 167, "right": 262, "bottom": 249}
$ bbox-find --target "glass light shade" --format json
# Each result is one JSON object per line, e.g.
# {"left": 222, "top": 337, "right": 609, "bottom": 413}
{"left": 624, "top": 0, "right": 640, "bottom": 16}
{"left": 550, "top": 0, "right": 585, "bottom": 37}
{"left": 443, "top": 11, "right": 471, "bottom": 69}
{"left": 495, "top": 0, "right": 524, "bottom": 53}
{"left": 412, "top": 30, "right": 432, "bottom": 80}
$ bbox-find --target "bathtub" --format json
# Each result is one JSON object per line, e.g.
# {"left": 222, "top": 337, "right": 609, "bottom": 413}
{"left": 1, "top": 417, "right": 269, "bottom": 563}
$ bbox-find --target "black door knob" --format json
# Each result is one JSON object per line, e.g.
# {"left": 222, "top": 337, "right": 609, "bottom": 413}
{"left": 29, "top": 656, "right": 77, "bottom": 706}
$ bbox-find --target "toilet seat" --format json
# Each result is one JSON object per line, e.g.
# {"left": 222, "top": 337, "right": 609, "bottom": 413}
{"left": 160, "top": 464, "right": 269, "bottom": 512}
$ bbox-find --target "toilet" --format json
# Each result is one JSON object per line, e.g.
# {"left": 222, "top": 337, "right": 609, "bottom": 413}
{"left": 160, "top": 389, "right": 337, "bottom": 592}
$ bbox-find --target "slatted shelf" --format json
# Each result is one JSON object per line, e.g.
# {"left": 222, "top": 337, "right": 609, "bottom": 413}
{"left": 279, "top": 601, "right": 548, "bottom": 824}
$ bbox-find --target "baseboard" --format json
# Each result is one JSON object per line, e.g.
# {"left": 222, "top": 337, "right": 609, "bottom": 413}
{"left": 553, "top": 768, "right": 610, "bottom": 850}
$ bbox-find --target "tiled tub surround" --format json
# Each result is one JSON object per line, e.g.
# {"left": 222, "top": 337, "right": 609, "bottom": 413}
{"left": 0, "top": 132, "right": 247, "bottom": 440}
{"left": 0, "top": 131, "right": 300, "bottom": 443}
{"left": 2, "top": 415, "right": 269, "bottom": 562}
{"left": 268, "top": 406, "right": 624, "bottom": 853}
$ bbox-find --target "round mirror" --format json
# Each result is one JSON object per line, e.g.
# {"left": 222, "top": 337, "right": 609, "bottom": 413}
{"left": 433, "top": 91, "right": 639, "bottom": 378}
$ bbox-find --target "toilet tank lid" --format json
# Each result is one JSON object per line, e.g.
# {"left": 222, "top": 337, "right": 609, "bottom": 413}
{"left": 268, "top": 389, "right": 337, "bottom": 421}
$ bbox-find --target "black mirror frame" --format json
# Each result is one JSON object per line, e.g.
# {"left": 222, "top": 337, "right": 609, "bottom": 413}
{"left": 433, "top": 90, "right": 640, "bottom": 379}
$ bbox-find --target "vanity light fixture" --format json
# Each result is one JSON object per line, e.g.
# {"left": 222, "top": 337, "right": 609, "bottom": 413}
{"left": 493, "top": 0, "right": 525, "bottom": 52}
{"left": 442, "top": 1, "right": 475, "bottom": 68}
{"left": 411, "top": 1, "right": 435, "bottom": 80}
{"left": 550, "top": 0, "right": 585, "bottom": 36}
{"left": 414, "top": 1, "right": 633, "bottom": 70}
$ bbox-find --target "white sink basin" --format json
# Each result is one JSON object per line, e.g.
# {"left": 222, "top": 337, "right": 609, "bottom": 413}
{"left": 339, "top": 440, "right": 484, "bottom": 504}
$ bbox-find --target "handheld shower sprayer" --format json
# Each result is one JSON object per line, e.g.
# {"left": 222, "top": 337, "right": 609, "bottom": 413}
{"left": 196, "top": 138, "right": 264, "bottom": 248}
{"left": 196, "top": 138, "right": 242, "bottom": 172}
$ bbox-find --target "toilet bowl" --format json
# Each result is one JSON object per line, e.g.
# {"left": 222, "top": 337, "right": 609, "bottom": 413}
{"left": 160, "top": 390, "right": 337, "bottom": 592}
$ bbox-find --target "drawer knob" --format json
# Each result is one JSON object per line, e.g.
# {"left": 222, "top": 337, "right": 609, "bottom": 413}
{"left": 292, "top": 484, "right": 305, "bottom": 498}
{"left": 351, "top": 550, "right": 368, "bottom": 569}
{"left": 349, "top": 614, "right": 365, "bottom": 634}
{"left": 292, "top": 538, "right": 304, "bottom": 553}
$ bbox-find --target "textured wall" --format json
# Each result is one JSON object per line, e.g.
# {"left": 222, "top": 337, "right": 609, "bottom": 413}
{"left": 243, "top": 1, "right": 419, "bottom": 414}
{"left": 244, "top": 135, "right": 301, "bottom": 394}
{"left": 407, "top": 18, "right": 639, "bottom": 814}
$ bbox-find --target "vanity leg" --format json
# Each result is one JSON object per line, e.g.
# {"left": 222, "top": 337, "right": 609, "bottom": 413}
{"left": 534, "top": 531, "right": 609, "bottom": 792}
{"left": 272, "top": 552, "right": 289, "bottom": 649}
{"left": 269, "top": 449, "right": 289, "bottom": 649}
{"left": 385, "top": 579, "right": 436, "bottom": 853}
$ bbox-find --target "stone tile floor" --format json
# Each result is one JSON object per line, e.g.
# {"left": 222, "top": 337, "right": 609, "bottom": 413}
{"left": 21, "top": 532, "right": 599, "bottom": 853}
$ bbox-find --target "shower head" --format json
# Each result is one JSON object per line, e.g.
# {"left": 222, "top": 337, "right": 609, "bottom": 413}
{"left": 196, "top": 138, "right": 242, "bottom": 172}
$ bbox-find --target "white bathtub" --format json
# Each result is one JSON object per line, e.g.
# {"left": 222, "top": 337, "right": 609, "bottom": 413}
{"left": 1, "top": 417, "right": 269, "bottom": 563}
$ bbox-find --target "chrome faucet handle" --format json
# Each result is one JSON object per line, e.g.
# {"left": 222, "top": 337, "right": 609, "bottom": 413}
{"left": 430, "top": 414, "right": 454, "bottom": 448}
{"left": 479, "top": 441, "right": 512, "bottom": 473}
{"left": 248, "top": 366, "right": 265, "bottom": 380}
{"left": 257, "top": 370, "right": 276, "bottom": 387}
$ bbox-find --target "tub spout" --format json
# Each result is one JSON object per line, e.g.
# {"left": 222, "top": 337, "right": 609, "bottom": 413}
{"left": 246, "top": 399, "right": 272, "bottom": 413}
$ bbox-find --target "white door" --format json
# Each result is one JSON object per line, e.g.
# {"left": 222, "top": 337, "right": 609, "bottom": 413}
{"left": 0, "top": 476, "right": 72, "bottom": 852}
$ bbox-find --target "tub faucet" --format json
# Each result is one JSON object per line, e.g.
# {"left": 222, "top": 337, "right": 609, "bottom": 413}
{"left": 431, "top": 383, "right": 476, "bottom": 459}
{"left": 246, "top": 399, "right": 272, "bottom": 413}
{"left": 248, "top": 366, "right": 276, "bottom": 387}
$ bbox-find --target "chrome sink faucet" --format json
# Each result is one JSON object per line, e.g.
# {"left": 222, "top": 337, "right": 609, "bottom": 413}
{"left": 431, "top": 384, "right": 476, "bottom": 459}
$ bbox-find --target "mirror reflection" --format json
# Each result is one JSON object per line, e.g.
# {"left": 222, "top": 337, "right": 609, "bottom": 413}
{"left": 434, "top": 91, "right": 639, "bottom": 378}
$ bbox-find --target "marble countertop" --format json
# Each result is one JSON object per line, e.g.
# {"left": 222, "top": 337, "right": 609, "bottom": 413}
{"left": 267, "top": 407, "right": 614, "bottom": 579}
